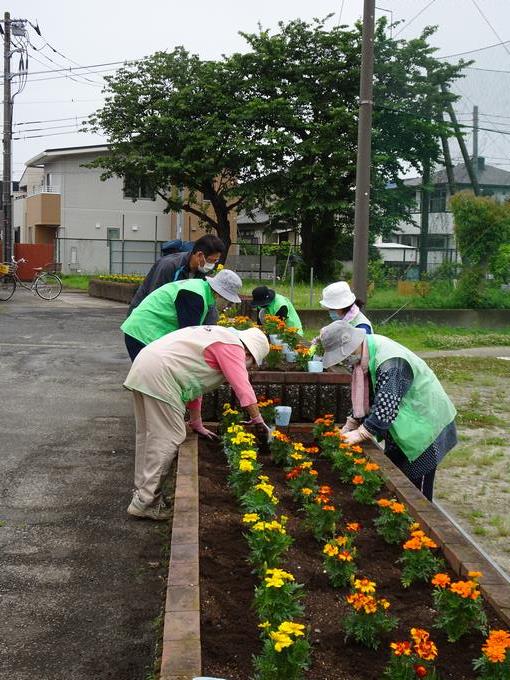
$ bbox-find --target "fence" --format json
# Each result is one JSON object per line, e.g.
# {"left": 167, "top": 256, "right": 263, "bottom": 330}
{"left": 55, "top": 238, "right": 284, "bottom": 279}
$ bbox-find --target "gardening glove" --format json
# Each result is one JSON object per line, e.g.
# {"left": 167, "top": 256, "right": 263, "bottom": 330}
{"left": 343, "top": 424, "right": 374, "bottom": 446}
{"left": 341, "top": 416, "right": 360, "bottom": 435}
{"left": 189, "top": 417, "right": 218, "bottom": 440}
{"left": 242, "top": 414, "right": 272, "bottom": 438}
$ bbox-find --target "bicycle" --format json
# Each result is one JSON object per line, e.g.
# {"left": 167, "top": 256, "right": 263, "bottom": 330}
{"left": 0, "top": 257, "right": 63, "bottom": 302}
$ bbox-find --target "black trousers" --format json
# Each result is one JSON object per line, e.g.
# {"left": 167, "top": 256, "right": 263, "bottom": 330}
{"left": 411, "top": 469, "right": 436, "bottom": 502}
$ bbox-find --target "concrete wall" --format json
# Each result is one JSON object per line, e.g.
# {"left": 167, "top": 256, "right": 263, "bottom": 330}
{"left": 297, "top": 308, "right": 510, "bottom": 330}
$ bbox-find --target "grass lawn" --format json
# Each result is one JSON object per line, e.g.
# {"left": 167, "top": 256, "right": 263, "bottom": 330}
{"left": 61, "top": 274, "right": 95, "bottom": 290}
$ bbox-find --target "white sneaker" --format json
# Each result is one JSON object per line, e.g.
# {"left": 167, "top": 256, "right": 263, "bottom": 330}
{"left": 127, "top": 496, "right": 172, "bottom": 521}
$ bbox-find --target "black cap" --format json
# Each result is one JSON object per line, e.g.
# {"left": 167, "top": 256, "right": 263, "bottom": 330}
{"left": 251, "top": 285, "right": 275, "bottom": 308}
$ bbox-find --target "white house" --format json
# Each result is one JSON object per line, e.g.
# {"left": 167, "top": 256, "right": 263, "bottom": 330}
{"left": 392, "top": 158, "right": 510, "bottom": 270}
{"left": 14, "top": 144, "right": 236, "bottom": 274}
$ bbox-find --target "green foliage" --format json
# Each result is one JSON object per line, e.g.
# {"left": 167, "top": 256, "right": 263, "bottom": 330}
{"left": 254, "top": 622, "right": 311, "bottom": 680}
{"left": 432, "top": 580, "right": 488, "bottom": 643}
{"left": 450, "top": 192, "right": 510, "bottom": 304}
{"left": 245, "top": 519, "right": 294, "bottom": 572}
{"left": 253, "top": 569, "right": 305, "bottom": 624}
{"left": 491, "top": 243, "right": 510, "bottom": 284}
{"left": 301, "top": 500, "right": 341, "bottom": 542}
{"left": 399, "top": 545, "right": 444, "bottom": 589}
{"left": 373, "top": 500, "right": 413, "bottom": 545}
{"left": 322, "top": 535, "right": 358, "bottom": 588}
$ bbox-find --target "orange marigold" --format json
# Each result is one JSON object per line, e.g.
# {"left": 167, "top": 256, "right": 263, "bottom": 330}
{"left": 377, "top": 498, "right": 393, "bottom": 508}
{"left": 390, "top": 502, "right": 406, "bottom": 514}
{"left": 431, "top": 573, "right": 451, "bottom": 588}
{"left": 364, "top": 462, "right": 380, "bottom": 472}
{"left": 390, "top": 641, "right": 412, "bottom": 656}
{"left": 337, "top": 550, "right": 353, "bottom": 562}
{"left": 352, "top": 475, "right": 364, "bottom": 485}
{"left": 346, "top": 522, "right": 361, "bottom": 532}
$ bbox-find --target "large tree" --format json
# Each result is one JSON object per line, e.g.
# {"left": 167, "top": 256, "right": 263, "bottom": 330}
{"left": 88, "top": 18, "right": 466, "bottom": 279}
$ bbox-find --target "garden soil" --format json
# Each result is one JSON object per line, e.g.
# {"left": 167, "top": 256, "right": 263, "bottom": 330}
{"left": 199, "top": 437, "right": 507, "bottom": 680}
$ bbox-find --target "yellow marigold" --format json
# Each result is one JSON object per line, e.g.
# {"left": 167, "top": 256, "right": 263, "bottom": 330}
{"left": 258, "top": 620, "right": 271, "bottom": 629}
{"left": 239, "top": 459, "right": 254, "bottom": 472}
{"left": 255, "top": 482, "right": 275, "bottom": 497}
{"left": 290, "top": 452, "right": 304, "bottom": 461}
{"left": 335, "top": 536, "right": 349, "bottom": 546}
{"left": 300, "top": 487, "right": 314, "bottom": 496}
{"left": 323, "top": 543, "right": 339, "bottom": 557}
{"left": 354, "top": 578, "right": 376, "bottom": 594}
{"left": 240, "top": 449, "right": 257, "bottom": 460}
{"left": 411, "top": 628, "right": 430, "bottom": 644}
{"left": 410, "top": 522, "right": 421, "bottom": 531}
{"left": 300, "top": 461, "right": 313, "bottom": 469}
{"left": 270, "top": 631, "right": 293, "bottom": 652}
{"left": 293, "top": 442, "right": 306, "bottom": 451}
{"left": 242, "top": 513, "right": 259, "bottom": 523}
{"left": 258, "top": 475, "right": 269, "bottom": 482}
{"left": 363, "top": 596, "right": 378, "bottom": 614}
{"left": 264, "top": 569, "right": 295, "bottom": 588}
{"left": 278, "top": 621, "right": 305, "bottom": 637}
{"left": 379, "top": 598, "right": 391, "bottom": 610}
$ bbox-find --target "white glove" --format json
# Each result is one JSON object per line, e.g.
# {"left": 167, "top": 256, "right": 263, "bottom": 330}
{"left": 343, "top": 424, "right": 374, "bottom": 446}
{"left": 341, "top": 416, "right": 360, "bottom": 434}
{"left": 189, "top": 417, "right": 218, "bottom": 440}
{"left": 242, "top": 415, "right": 272, "bottom": 437}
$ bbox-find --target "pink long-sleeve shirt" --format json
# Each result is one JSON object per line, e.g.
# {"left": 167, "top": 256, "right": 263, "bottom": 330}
{"left": 186, "top": 341, "right": 257, "bottom": 411}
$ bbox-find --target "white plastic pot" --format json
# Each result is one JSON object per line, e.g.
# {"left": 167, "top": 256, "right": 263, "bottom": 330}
{"left": 284, "top": 350, "right": 297, "bottom": 362}
{"left": 307, "top": 360, "right": 324, "bottom": 373}
{"left": 275, "top": 405, "right": 292, "bottom": 426}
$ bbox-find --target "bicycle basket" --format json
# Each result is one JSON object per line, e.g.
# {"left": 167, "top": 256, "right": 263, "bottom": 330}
{"left": 0, "top": 263, "right": 15, "bottom": 275}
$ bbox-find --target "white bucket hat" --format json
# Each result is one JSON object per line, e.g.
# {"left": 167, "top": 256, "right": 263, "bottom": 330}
{"left": 206, "top": 269, "right": 242, "bottom": 303}
{"left": 237, "top": 327, "right": 270, "bottom": 366}
{"left": 320, "top": 320, "right": 366, "bottom": 369}
{"left": 319, "top": 281, "right": 356, "bottom": 310}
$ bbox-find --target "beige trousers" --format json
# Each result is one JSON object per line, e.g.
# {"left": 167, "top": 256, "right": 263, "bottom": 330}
{"left": 132, "top": 390, "right": 186, "bottom": 507}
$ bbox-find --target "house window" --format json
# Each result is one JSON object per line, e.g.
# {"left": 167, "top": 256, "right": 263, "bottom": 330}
{"left": 400, "top": 235, "right": 418, "bottom": 247}
{"left": 429, "top": 186, "right": 447, "bottom": 213}
{"left": 424, "top": 235, "right": 447, "bottom": 249}
{"left": 123, "top": 174, "right": 155, "bottom": 200}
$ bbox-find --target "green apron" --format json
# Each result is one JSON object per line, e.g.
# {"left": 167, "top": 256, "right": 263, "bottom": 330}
{"left": 121, "top": 278, "right": 215, "bottom": 346}
{"left": 367, "top": 334, "right": 456, "bottom": 461}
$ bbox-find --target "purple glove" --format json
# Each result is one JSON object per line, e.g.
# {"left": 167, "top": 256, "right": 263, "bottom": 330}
{"left": 189, "top": 418, "right": 218, "bottom": 440}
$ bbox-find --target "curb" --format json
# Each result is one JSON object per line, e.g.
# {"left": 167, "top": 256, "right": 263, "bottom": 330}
{"left": 160, "top": 434, "right": 201, "bottom": 680}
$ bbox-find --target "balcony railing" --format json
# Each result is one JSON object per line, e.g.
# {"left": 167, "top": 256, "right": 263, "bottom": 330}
{"left": 29, "top": 185, "right": 60, "bottom": 196}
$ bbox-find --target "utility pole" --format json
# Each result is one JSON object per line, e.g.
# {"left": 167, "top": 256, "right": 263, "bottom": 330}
{"left": 2, "top": 11, "right": 12, "bottom": 262}
{"left": 473, "top": 105, "right": 479, "bottom": 180}
{"left": 352, "top": 0, "right": 375, "bottom": 302}
{"left": 441, "top": 84, "right": 480, "bottom": 196}
{"left": 418, "top": 159, "right": 431, "bottom": 276}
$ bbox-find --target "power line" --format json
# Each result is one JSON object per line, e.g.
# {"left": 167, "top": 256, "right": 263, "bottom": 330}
{"left": 438, "top": 39, "right": 510, "bottom": 59}
{"left": 13, "top": 129, "right": 95, "bottom": 141}
{"left": 24, "top": 67, "right": 116, "bottom": 83}
{"left": 393, "top": 0, "right": 438, "bottom": 38}
{"left": 13, "top": 114, "right": 91, "bottom": 126}
{"left": 469, "top": 0, "right": 510, "bottom": 60}
{"left": 11, "top": 60, "right": 128, "bottom": 78}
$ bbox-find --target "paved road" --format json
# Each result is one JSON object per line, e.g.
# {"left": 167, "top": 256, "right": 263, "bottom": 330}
{"left": 0, "top": 289, "right": 167, "bottom": 680}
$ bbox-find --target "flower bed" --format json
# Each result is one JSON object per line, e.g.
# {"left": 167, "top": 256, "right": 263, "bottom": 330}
{"left": 197, "top": 422, "right": 510, "bottom": 679}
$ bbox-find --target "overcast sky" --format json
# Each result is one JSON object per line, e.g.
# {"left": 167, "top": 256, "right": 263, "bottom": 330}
{"left": 8, "top": 0, "right": 510, "bottom": 181}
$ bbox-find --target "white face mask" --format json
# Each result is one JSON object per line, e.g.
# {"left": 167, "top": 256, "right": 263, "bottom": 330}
{"left": 216, "top": 296, "right": 230, "bottom": 312}
{"left": 197, "top": 256, "right": 216, "bottom": 274}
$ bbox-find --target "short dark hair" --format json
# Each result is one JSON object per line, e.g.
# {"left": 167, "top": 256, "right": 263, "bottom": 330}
{"left": 192, "top": 234, "right": 225, "bottom": 257}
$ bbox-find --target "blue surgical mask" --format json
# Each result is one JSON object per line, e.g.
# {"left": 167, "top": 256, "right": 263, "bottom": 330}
{"left": 328, "top": 310, "right": 343, "bottom": 321}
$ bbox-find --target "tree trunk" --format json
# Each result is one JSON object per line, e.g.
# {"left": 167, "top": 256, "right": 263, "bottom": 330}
{"left": 211, "top": 196, "right": 232, "bottom": 262}
{"left": 300, "top": 211, "right": 338, "bottom": 282}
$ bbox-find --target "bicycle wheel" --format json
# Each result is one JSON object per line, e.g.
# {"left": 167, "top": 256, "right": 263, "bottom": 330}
{"left": 35, "top": 273, "right": 62, "bottom": 300}
{"left": 0, "top": 275, "right": 16, "bottom": 301}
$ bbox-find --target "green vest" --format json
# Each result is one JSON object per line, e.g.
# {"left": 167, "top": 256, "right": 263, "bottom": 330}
{"left": 350, "top": 310, "right": 373, "bottom": 333}
{"left": 121, "top": 278, "right": 215, "bottom": 346}
{"left": 267, "top": 293, "right": 303, "bottom": 334}
{"left": 367, "top": 334, "right": 456, "bottom": 462}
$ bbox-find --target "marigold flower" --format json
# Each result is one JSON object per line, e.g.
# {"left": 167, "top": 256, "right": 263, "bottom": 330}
{"left": 242, "top": 513, "right": 259, "bottom": 523}
{"left": 390, "top": 502, "right": 406, "bottom": 514}
{"left": 354, "top": 457, "right": 368, "bottom": 465}
{"left": 431, "top": 573, "right": 451, "bottom": 588}
{"left": 300, "top": 487, "right": 314, "bottom": 496}
{"left": 335, "top": 536, "right": 349, "bottom": 546}
{"left": 319, "top": 485, "right": 333, "bottom": 495}
{"left": 270, "top": 631, "right": 293, "bottom": 652}
{"left": 306, "top": 446, "right": 319, "bottom": 454}
{"left": 240, "top": 449, "right": 257, "bottom": 459}
{"left": 468, "top": 570, "right": 483, "bottom": 580}
{"left": 415, "top": 639, "right": 438, "bottom": 661}
{"left": 410, "top": 628, "right": 430, "bottom": 643}
{"left": 352, "top": 475, "right": 364, "bottom": 485}
{"left": 351, "top": 445, "right": 363, "bottom": 453}
{"left": 377, "top": 498, "right": 393, "bottom": 508}
{"left": 239, "top": 459, "right": 254, "bottom": 472}
{"left": 322, "top": 505, "right": 336, "bottom": 512}
{"left": 278, "top": 621, "right": 305, "bottom": 637}
{"left": 379, "top": 598, "right": 391, "bottom": 610}
{"left": 323, "top": 543, "right": 339, "bottom": 557}
{"left": 450, "top": 579, "right": 479, "bottom": 599}
{"left": 390, "top": 641, "right": 412, "bottom": 656}
{"left": 346, "top": 522, "right": 361, "bottom": 532}
{"left": 338, "top": 550, "right": 353, "bottom": 562}
{"left": 309, "top": 469, "right": 318, "bottom": 476}
{"left": 258, "top": 620, "right": 271, "bottom": 629}
{"left": 354, "top": 578, "right": 376, "bottom": 594}
{"left": 364, "top": 462, "right": 380, "bottom": 472}
{"left": 482, "top": 630, "right": 510, "bottom": 663}
{"left": 413, "top": 665, "right": 428, "bottom": 678}
{"left": 290, "top": 452, "right": 304, "bottom": 461}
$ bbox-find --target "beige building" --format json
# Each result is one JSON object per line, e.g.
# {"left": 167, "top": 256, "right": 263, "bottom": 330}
{"left": 14, "top": 144, "right": 236, "bottom": 274}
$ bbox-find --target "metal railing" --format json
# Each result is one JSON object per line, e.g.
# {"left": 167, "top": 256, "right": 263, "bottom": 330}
{"left": 29, "top": 185, "right": 60, "bottom": 196}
